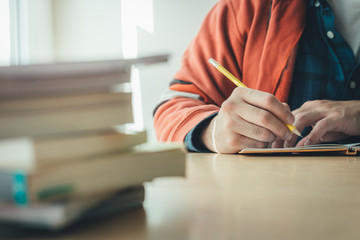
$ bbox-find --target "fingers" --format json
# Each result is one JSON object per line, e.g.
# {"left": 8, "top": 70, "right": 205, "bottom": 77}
{"left": 296, "top": 117, "right": 343, "bottom": 146}
{"left": 224, "top": 113, "right": 277, "bottom": 143}
{"left": 229, "top": 88, "right": 294, "bottom": 141}
{"left": 287, "top": 100, "right": 360, "bottom": 147}
{"left": 274, "top": 100, "right": 360, "bottom": 148}
{"left": 232, "top": 101, "right": 293, "bottom": 142}
{"left": 272, "top": 137, "right": 285, "bottom": 148}
{"left": 214, "top": 132, "right": 269, "bottom": 153}
{"left": 201, "top": 88, "right": 302, "bottom": 153}
{"left": 238, "top": 88, "right": 295, "bottom": 125}
{"left": 283, "top": 106, "right": 323, "bottom": 147}
{"left": 282, "top": 102, "right": 291, "bottom": 111}
{"left": 204, "top": 115, "right": 269, "bottom": 153}
{"left": 318, "top": 132, "right": 348, "bottom": 143}
{"left": 296, "top": 135, "right": 310, "bottom": 147}
{"left": 304, "top": 118, "right": 337, "bottom": 145}
{"left": 270, "top": 103, "right": 295, "bottom": 148}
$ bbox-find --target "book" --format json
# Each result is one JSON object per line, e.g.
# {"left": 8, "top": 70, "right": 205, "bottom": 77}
{"left": 0, "top": 55, "right": 168, "bottom": 98}
{"left": 0, "top": 186, "right": 144, "bottom": 230}
{"left": 0, "top": 144, "right": 185, "bottom": 205}
{"left": 0, "top": 130, "right": 147, "bottom": 170}
{"left": 238, "top": 142, "right": 360, "bottom": 155}
{"left": 0, "top": 91, "right": 133, "bottom": 138}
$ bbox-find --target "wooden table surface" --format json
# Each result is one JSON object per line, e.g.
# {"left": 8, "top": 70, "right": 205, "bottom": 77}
{"left": 3, "top": 153, "right": 360, "bottom": 240}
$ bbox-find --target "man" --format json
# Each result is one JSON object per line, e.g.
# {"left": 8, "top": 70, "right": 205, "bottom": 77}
{"left": 154, "top": 0, "right": 360, "bottom": 153}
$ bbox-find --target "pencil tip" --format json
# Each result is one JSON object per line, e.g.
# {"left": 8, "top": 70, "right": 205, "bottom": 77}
{"left": 293, "top": 129, "right": 302, "bottom": 138}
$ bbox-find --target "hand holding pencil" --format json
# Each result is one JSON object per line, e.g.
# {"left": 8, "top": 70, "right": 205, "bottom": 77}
{"left": 209, "top": 58, "right": 302, "bottom": 137}
{"left": 201, "top": 58, "right": 301, "bottom": 153}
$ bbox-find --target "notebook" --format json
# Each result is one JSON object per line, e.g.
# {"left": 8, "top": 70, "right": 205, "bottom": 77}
{"left": 239, "top": 143, "right": 360, "bottom": 156}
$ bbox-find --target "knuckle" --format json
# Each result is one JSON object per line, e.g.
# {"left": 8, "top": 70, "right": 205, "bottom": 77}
{"left": 296, "top": 112, "right": 307, "bottom": 123}
{"left": 302, "top": 100, "right": 315, "bottom": 108}
{"left": 233, "top": 87, "right": 244, "bottom": 95}
{"left": 300, "top": 102, "right": 309, "bottom": 108}
{"left": 221, "top": 100, "right": 236, "bottom": 113}
{"left": 333, "top": 109, "right": 344, "bottom": 118}
{"left": 258, "top": 111, "right": 272, "bottom": 125}
{"left": 313, "top": 99, "right": 328, "bottom": 108}
{"left": 263, "top": 94, "right": 277, "bottom": 107}
{"left": 317, "top": 119, "right": 329, "bottom": 129}
{"left": 254, "top": 128, "right": 276, "bottom": 142}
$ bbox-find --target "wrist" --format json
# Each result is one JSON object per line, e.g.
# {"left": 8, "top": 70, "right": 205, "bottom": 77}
{"left": 201, "top": 116, "right": 218, "bottom": 153}
{"left": 185, "top": 113, "right": 218, "bottom": 153}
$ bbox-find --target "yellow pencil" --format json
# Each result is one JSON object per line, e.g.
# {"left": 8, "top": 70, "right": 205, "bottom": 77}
{"left": 208, "top": 58, "right": 302, "bottom": 138}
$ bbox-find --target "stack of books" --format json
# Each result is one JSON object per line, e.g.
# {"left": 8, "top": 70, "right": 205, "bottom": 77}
{"left": 0, "top": 55, "right": 186, "bottom": 230}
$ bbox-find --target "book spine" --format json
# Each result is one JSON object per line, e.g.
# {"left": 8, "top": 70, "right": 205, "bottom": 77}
{"left": 0, "top": 171, "right": 28, "bottom": 205}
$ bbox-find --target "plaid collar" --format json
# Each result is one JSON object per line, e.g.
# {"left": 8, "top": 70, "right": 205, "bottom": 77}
{"left": 308, "top": 0, "right": 327, "bottom": 7}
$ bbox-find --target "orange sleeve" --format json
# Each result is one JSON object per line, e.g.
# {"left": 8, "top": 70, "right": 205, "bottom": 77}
{"left": 154, "top": 0, "right": 306, "bottom": 142}
{"left": 154, "top": 0, "right": 248, "bottom": 142}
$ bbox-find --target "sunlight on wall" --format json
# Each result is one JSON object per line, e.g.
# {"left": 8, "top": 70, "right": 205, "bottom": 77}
{"left": 121, "top": 0, "right": 154, "bottom": 130}
{"left": 53, "top": 0, "right": 122, "bottom": 62}
{"left": 0, "top": 0, "right": 11, "bottom": 65}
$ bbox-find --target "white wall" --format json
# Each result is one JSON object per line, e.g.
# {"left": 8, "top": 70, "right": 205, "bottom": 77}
{"left": 53, "top": 0, "right": 123, "bottom": 62}
{"left": 138, "top": 0, "right": 218, "bottom": 143}
{"left": 27, "top": 0, "right": 54, "bottom": 64}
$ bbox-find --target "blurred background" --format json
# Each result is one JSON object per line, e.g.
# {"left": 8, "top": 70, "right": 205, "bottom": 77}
{"left": 0, "top": 0, "right": 218, "bottom": 143}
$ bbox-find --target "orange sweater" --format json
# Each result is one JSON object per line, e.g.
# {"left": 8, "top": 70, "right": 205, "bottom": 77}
{"left": 154, "top": 0, "right": 307, "bottom": 142}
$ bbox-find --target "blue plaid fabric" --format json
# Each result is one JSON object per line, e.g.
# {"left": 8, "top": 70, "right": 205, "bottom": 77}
{"left": 186, "top": 0, "right": 360, "bottom": 152}
{"left": 288, "top": 0, "right": 360, "bottom": 137}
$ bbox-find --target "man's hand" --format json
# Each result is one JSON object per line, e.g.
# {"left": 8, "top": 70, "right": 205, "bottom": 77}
{"left": 201, "top": 87, "right": 295, "bottom": 153}
{"left": 273, "top": 100, "right": 360, "bottom": 148}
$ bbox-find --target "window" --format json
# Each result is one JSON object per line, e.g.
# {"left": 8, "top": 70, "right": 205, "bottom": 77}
{"left": 0, "top": 0, "right": 11, "bottom": 65}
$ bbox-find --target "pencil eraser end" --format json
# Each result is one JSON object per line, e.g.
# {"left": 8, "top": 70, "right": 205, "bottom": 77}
{"left": 208, "top": 58, "right": 218, "bottom": 68}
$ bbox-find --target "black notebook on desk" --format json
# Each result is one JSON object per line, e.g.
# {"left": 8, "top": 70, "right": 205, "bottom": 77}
{"left": 239, "top": 143, "right": 360, "bottom": 156}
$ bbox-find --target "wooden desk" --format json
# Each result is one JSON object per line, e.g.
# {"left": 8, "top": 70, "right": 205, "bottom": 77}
{"left": 3, "top": 153, "right": 360, "bottom": 240}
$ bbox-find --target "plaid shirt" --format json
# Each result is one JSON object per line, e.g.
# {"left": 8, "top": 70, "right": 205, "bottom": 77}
{"left": 186, "top": 0, "right": 360, "bottom": 152}
{"left": 288, "top": 0, "right": 359, "bottom": 110}
{"left": 288, "top": 0, "right": 360, "bottom": 137}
